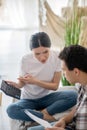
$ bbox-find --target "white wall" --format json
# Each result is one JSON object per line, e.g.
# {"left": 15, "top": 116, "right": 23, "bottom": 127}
{"left": 0, "top": 0, "right": 39, "bottom": 81}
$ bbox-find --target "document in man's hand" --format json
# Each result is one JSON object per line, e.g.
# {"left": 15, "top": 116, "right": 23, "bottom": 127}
{"left": 24, "top": 110, "right": 52, "bottom": 128}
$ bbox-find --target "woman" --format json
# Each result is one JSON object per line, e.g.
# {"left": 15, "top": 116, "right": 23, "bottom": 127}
{"left": 6, "top": 32, "right": 77, "bottom": 122}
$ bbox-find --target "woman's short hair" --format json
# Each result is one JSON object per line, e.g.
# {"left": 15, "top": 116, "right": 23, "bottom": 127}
{"left": 30, "top": 32, "right": 51, "bottom": 50}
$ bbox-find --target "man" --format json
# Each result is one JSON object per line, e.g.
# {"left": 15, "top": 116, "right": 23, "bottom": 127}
{"left": 46, "top": 45, "right": 87, "bottom": 130}
{"left": 28, "top": 45, "right": 87, "bottom": 130}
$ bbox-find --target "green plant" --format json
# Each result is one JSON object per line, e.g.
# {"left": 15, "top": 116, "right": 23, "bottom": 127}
{"left": 61, "top": 75, "right": 71, "bottom": 86}
{"left": 65, "top": 11, "right": 81, "bottom": 46}
{"left": 62, "top": 7, "right": 81, "bottom": 86}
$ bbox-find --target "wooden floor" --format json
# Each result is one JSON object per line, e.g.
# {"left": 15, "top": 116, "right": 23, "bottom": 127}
{"left": 0, "top": 93, "right": 12, "bottom": 130}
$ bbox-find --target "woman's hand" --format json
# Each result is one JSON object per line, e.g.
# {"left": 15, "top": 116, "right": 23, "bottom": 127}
{"left": 6, "top": 81, "right": 20, "bottom": 88}
{"left": 18, "top": 74, "right": 37, "bottom": 84}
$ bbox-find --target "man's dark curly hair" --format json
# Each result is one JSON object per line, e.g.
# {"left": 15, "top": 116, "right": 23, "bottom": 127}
{"left": 59, "top": 45, "right": 87, "bottom": 73}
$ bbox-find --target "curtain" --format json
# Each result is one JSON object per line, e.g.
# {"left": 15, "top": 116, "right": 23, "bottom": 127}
{"left": 39, "top": 1, "right": 65, "bottom": 49}
{"left": 39, "top": 0, "right": 87, "bottom": 49}
{"left": 0, "top": 0, "right": 39, "bottom": 29}
{"left": 0, "top": 0, "right": 39, "bottom": 81}
{"left": 79, "top": 17, "right": 87, "bottom": 48}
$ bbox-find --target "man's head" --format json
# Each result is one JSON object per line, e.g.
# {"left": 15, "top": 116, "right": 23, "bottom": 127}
{"left": 59, "top": 45, "right": 87, "bottom": 85}
{"left": 30, "top": 32, "right": 51, "bottom": 63}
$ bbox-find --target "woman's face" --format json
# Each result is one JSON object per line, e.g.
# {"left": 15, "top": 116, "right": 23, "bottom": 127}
{"left": 32, "top": 46, "right": 50, "bottom": 63}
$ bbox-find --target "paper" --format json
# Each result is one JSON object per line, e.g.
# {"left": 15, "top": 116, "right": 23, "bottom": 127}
{"left": 24, "top": 109, "right": 52, "bottom": 128}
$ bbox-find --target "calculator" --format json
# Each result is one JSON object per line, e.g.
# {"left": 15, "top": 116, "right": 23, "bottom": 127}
{"left": 0, "top": 80, "right": 21, "bottom": 99}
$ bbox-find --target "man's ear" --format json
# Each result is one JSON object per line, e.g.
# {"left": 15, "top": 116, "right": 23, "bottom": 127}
{"left": 74, "top": 68, "right": 80, "bottom": 76}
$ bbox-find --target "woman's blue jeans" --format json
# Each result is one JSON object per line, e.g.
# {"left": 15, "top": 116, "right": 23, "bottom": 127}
{"left": 7, "top": 90, "right": 77, "bottom": 121}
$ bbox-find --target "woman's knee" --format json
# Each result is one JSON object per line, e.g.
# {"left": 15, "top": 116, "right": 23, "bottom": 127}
{"left": 69, "top": 90, "right": 78, "bottom": 101}
{"left": 6, "top": 104, "right": 19, "bottom": 118}
{"left": 66, "top": 90, "right": 78, "bottom": 106}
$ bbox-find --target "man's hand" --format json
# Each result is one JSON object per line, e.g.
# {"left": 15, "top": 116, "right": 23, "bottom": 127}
{"left": 54, "top": 119, "right": 66, "bottom": 128}
{"left": 45, "top": 119, "right": 66, "bottom": 130}
{"left": 45, "top": 127, "right": 65, "bottom": 130}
